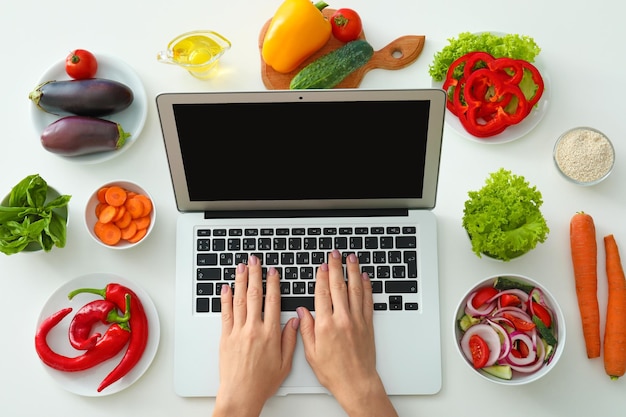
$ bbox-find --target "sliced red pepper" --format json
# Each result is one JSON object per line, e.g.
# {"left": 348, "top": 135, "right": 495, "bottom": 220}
{"left": 69, "top": 295, "right": 131, "bottom": 350}
{"left": 68, "top": 283, "right": 149, "bottom": 392}
{"left": 35, "top": 307, "right": 130, "bottom": 372}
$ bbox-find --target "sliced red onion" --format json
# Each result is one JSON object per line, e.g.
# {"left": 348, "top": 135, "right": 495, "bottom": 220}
{"left": 506, "top": 332, "right": 537, "bottom": 366}
{"left": 460, "top": 323, "right": 501, "bottom": 367}
{"left": 507, "top": 337, "right": 546, "bottom": 373}
{"left": 486, "top": 319, "right": 512, "bottom": 360}
{"left": 465, "top": 292, "right": 497, "bottom": 316}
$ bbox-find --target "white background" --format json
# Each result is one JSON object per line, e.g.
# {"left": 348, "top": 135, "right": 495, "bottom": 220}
{"left": 1, "top": 0, "right": 624, "bottom": 415}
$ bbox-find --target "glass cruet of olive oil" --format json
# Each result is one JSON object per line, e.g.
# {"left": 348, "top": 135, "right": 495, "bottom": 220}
{"left": 157, "top": 30, "right": 231, "bottom": 79}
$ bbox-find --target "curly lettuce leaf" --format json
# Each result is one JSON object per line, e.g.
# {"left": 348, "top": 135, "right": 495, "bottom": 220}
{"left": 462, "top": 168, "right": 549, "bottom": 261}
{"left": 429, "top": 32, "right": 541, "bottom": 82}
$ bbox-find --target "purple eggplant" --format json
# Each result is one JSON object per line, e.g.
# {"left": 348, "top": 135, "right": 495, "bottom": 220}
{"left": 40, "top": 116, "right": 131, "bottom": 156}
{"left": 29, "top": 78, "right": 134, "bottom": 117}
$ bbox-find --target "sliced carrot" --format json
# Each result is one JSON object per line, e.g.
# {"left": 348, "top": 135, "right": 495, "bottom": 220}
{"left": 125, "top": 196, "right": 145, "bottom": 219}
{"left": 98, "top": 205, "right": 119, "bottom": 224}
{"left": 105, "top": 186, "right": 128, "bottom": 207}
{"left": 94, "top": 221, "right": 122, "bottom": 246}
{"left": 126, "top": 227, "right": 148, "bottom": 243}
{"left": 133, "top": 215, "right": 151, "bottom": 230}
{"left": 96, "top": 187, "right": 109, "bottom": 204}
{"left": 120, "top": 221, "right": 138, "bottom": 240}
{"left": 95, "top": 202, "right": 106, "bottom": 218}
{"left": 114, "top": 210, "right": 132, "bottom": 229}
{"left": 112, "top": 205, "right": 126, "bottom": 223}
{"left": 135, "top": 194, "right": 153, "bottom": 217}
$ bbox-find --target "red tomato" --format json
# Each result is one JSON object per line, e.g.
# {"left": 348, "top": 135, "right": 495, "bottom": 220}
{"left": 503, "top": 313, "right": 536, "bottom": 332}
{"left": 468, "top": 334, "right": 490, "bottom": 368}
{"left": 65, "top": 49, "right": 98, "bottom": 79}
{"left": 531, "top": 301, "right": 552, "bottom": 328}
{"left": 471, "top": 286, "right": 498, "bottom": 308}
{"left": 500, "top": 293, "right": 521, "bottom": 307}
{"left": 330, "top": 8, "right": 363, "bottom": 43}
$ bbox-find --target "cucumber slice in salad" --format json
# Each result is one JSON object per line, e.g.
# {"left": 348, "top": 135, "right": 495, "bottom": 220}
{"left": 493, "top": 276, "right": 535, "bottom": 293}
{"left": 482, "top": 365, "right": 513, "bottom": 380}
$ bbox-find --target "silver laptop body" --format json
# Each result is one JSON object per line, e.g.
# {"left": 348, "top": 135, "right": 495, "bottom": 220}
{"left": 156, "top": 88, "right": 445, "bottom": 397}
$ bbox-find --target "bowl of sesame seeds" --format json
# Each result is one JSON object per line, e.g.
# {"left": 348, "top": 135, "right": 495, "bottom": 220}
{"left": 553, "top": 126, "right": 615, "bottom": 186}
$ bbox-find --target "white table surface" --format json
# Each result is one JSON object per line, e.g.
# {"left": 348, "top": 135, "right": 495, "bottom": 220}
{"left": 2, "top": 0, "right": 625, "bottom": 415}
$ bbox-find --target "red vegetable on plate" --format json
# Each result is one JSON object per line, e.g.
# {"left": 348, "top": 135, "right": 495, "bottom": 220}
{"left": 35, "top": 307, "right": 130, "bottom": 372}
{"left": 442, "top": 51, "right": 544, "bottom": 138}
{"left": 68, "top": 295, "right": 130, "bottom": 350}
{"left": 68, "top": 283, "right": 149, "bottom": 392}
{"left": 330, "top": 8, "right": 363, "bottom": 42}
{"left": 66, "top": 49, "right": 98, "bottom": 79}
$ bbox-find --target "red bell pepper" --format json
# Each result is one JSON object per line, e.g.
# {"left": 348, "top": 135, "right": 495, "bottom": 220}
{"left": 69, "top": 295, "right": 131, "bottom": 350}
{"left": 35, "top": 307, "right": 130, "bottom": 372}
{"left": 442, "top": 51, "right": 544, "bottom": 138}
{"left": 68, "top": 283, "right": 149, "bottom": 392}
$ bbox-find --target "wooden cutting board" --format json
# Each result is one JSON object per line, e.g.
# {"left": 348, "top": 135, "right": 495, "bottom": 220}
{"left": 258, "top": 9, "right": 426, "bottom": 89}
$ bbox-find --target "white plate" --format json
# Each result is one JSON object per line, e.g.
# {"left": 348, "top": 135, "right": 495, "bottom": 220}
{"left": 432, "top": 41, "right": 550, "bottom": 144}
{"left": 30, "top": 54, "right": 148, "bottom": 163}
{"left": 35, "top": 273, "right": 160, "bottom": 396}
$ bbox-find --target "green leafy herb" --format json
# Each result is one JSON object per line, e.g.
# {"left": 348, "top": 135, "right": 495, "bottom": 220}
{"left": 0, "top": 174, "right": 71, "bottom": 255}
{"left": 429, "top": 32, "right": 541, "bottom": 82}
{"left": 462, "top": 168, "right": 549, "bottom": 261}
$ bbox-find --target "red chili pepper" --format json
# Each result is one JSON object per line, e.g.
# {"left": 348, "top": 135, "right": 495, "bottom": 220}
{"left": 69, "top": 294, "right": 131, "bottom": 350}
{"left": 35, "top": 307, "right": 130, "bottom": 372}
{"left": 68, "top": 283, "right": 149, "bottom": 392}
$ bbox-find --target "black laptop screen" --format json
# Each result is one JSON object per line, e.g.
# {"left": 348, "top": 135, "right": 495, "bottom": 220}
{"left": 172, "top": 100, "right": 430, "bottom": 202}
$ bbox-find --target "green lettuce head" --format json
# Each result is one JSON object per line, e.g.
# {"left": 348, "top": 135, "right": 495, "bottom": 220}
{"left": 462, "top": 168, "right": 549, "bottom": 261}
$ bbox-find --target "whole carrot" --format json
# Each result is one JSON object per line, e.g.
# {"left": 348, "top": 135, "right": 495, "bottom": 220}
{"left": 603, "top": 234, "right": 626, "bottom": 380}
{"left": 570, "top": 212, "right": 601, "bottom": 358}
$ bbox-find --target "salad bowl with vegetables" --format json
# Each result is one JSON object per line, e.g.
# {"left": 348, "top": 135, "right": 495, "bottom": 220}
{"left": 454, "top": 274, "right": 565, "bottom": 385}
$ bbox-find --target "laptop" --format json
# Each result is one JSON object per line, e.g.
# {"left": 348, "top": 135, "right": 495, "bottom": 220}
{"left": 156, "top": 88, "right": 445, "bottom": 397}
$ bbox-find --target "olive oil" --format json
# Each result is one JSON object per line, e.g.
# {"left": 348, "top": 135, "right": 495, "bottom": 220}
{"left": 157, "top": 31, "right": 231, "bottom": 79}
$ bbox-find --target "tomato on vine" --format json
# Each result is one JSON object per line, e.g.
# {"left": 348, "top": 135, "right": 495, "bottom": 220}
{"left": 65, "top": 49, "right": 98, "bottom": 79}
{"left": 330, "top": 8, "right": 363, "bottom": 43}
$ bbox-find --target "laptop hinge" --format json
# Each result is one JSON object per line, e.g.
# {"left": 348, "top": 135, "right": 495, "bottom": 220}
{"left": 203, "top": 208, "right": 410, "bottom": 219}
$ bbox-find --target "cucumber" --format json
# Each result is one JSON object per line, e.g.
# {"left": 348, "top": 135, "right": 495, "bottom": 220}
{"left": 532, "top": 314, "right": 558, "bottom": 346}
{"left": 482, "top": 365, "right": 513, "bottom": 380}
{"left": 289, "top": 40, "right": 374, "bottom": 89}
{"left": 458, "top": 314, "right": 480, "bottom": 332}
{"left": 493, "top": 276, "right": 535, "bottom": 294}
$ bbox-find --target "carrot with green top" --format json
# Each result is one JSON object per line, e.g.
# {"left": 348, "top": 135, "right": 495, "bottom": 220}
{"left": 603, "top": 234, "right": 626, "bottom": 380}
{"left": 569, "top": 212, "right": 601, "bottom": 358}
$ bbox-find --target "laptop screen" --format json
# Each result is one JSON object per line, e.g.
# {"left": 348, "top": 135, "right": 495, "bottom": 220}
{"left": 157, "top": 89, "right": 446, "bottom": 212}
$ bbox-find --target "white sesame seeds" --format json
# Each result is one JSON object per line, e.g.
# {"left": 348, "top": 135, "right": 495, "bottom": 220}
{"left": 554, "top": 127, "right": 615, "bottom": 185}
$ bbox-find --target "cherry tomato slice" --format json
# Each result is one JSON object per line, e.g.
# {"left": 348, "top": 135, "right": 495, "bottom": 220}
{"left": 471, "top": 286, "right": 498, "bottom": 308}
{"left": 468, "top": 334, "right": 490, "bottom": 368}
{"left": 503, "top": 313, "right": 536, "bottom": 332}
{"left": 500, "top": 293, "right": 521, "bottom": 307}
{"left": 531, "top": 301, "right": 552, "bottom": 328}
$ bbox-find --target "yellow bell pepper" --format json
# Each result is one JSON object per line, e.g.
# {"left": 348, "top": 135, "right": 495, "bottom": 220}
{"left": 262, "top": 0, "right": 332, "bottom": 73}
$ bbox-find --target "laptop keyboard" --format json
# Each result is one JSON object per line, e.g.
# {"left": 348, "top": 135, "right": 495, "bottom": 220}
{"left": 194, "top": 225, "right": 420, "bottom": 314}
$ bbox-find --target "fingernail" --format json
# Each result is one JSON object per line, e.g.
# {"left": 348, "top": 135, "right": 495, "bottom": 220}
{"left": 362, "top": 272, "right": 370, "bottom": 281}
{"left": 249, "top": 254, "right": 258, "bottom": 265}
{"left": 296, "top": 307, "right": 305, "bottom": 319}
{"left": 237, "top": 263, "right": 246, "bottom": 273}
{"left": 221, "top": 284, "right": 229, "bottom": 294}
{"left": 331, "top": 249, "right": 341, "bottom": 259}
{"left": 268, "top": 266, "right": 277, "bottom": 276}
{"left": 348, "top": 253, "right": 357, "bottom": 263}
{"left": 321, "top": 263, "right": 329, "bottom": 272}
{"left": 291, "top": 317, "right": 301, "bottom": 329}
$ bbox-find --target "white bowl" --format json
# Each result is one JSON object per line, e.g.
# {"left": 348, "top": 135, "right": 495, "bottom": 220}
{"left": 84, "top": 180, "right": 155, "bottom": 249}
{"left": 553, "top": 126, "right": 615, "bottom": 186}
{"left": 454, "top": 274, "right": 565, "bottom": 385}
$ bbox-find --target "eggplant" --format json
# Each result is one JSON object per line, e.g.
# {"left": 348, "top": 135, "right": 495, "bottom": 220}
{"left": 29, "top": 78, "right": 134, "bottom": 117}
{"left": 40, "top": 116, "right": 131, "bottom": 156}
